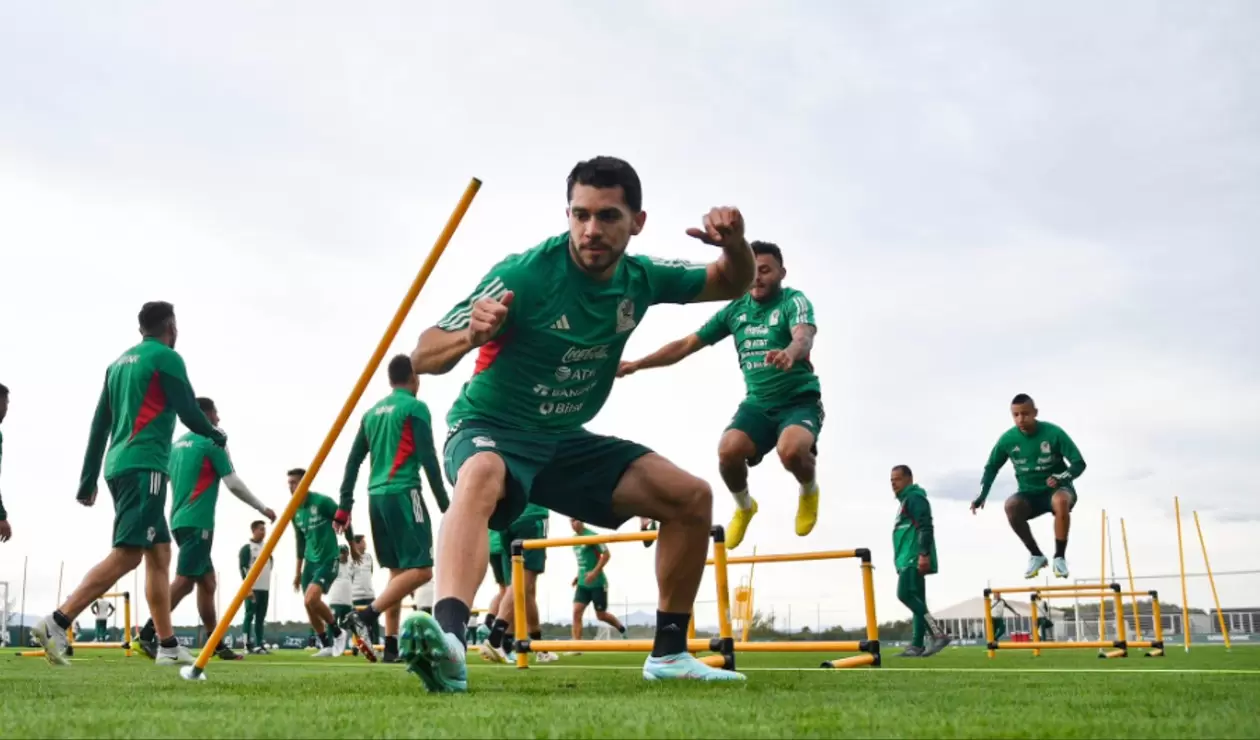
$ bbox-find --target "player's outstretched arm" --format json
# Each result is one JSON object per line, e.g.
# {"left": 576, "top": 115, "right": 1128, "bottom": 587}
{"left": 336, "top": 424, "right": 370, "bottom": 521}
{"left": 77, "top": 375, "right": 113, "bottom": 504}
{"left": 619, "top": 334, "right": 705, "bottom": 377}
{"left": 973, "top": 442, "right": 1010, "bottom": 513}
{"left": 686, "top": 207, "right": 756, "bottom": 303}
{"left": 411, "top": 413, "right": 449, "bottom": 513}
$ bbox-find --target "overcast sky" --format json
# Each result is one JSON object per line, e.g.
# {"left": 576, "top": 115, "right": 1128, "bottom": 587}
{"left": 2, "top": 1, "right": 1258, "bottom": 636}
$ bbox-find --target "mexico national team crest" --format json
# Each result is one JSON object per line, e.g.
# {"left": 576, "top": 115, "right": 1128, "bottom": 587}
{"left": 769, "top": 309, "right": 780, "bottom": 326}
{"left": 1040, "top": 441, "right": 1051, "bottom": 454}
{"left": 616, "top": 298, "right": 636, "bottom": 333}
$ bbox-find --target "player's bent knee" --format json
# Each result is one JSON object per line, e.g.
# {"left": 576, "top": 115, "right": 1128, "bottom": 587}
{"left": 1003, "top": 496, "right": 1027, "bottom": 518}
{"left": 676, "top": 477, "right": 713, "bottom": 523}
{"left": 455, "top": 453, "right": 508, "bottom": 511}
{"left": 717, "top": 432, "right": 755, "bottom": 466}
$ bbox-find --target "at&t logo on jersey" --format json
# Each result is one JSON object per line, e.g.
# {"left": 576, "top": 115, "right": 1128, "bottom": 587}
{"left": 554, "top": 366, "right": 597, "bottom": 382}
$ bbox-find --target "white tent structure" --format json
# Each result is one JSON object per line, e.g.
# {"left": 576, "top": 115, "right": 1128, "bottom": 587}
{"left": 933, "top": 596, "right": 1071, "bottom": 641}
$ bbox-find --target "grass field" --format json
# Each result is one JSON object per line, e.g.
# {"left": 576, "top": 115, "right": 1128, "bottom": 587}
{"left": 5, "top": 644, "right": 1259, "bottom": 738}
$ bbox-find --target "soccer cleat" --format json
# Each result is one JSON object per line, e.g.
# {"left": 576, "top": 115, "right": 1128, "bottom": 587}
{"left": 155, "top": 645, "right": 195, "bottom": 666}
{"left": 311, "top": 645, "right": 338, "bottom": 658}
{"left": 535, "top": 651, "right": 559, "bottom": 663}
{"left": 478, "top": 639, "right": 509, "bottom": 664}
{"left": 1023, "top": 555, "right": 1049, "bottom": 579}
{"left": 132, "top": 636, "right": 158, "bottom": 660}
{"left": 340, "top": 612, "right": 378, "bottom": 663}
{"left": 215, "top": 646, "right": 245, "bottom": 661}
{"left": 920, "top": 633, "right": 954, "bottom": 658}
{"left": 795, "top": 484, "right": 819, "bottom": 537}
{"left": 31, "top": 618, "right": 71, "bottom": 667}
{"left": 642, "top": 653, "right": 746, "bottom": 682}
{"left": 897, "top": 646, "right": 924, "bottom": 657}
{"left": 400, "top": 612, "right": 468, "bottom": 693}
{"left": 726, "top": 500, "right": 758, "bottom": 550}
{"left": 1052, "top": 557, "right": 1070, "bottom": 579}
{"left": 382, "top": 648, "right": 401, "bottom": 664}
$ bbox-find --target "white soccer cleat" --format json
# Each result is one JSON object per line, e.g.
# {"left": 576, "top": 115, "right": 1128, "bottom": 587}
{"left": 31, "top": 617, "right": 71, "bottom": 667}
{"left": 479, "top": 640, "right": 509, "bottom": 664}
{"left": 312, "top": 645, "right": 338, "bottom": 658}
{"left": 1052, "top": 557, "right": 1070, "bottom": 579}
{"left": 1024, "top": 555, "right": 1049, "bottom": 579}
{"left": 535, "top": 651, "right": 559, "bottom": 663}
{"left": 333, "top": 630, "right": 350, "bottom": 656}
{"left": 156, "top": 645, "right": 195, "bottom": 666}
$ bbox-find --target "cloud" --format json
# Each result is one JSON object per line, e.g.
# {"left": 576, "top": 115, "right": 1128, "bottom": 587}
{"left": 924, "top": 470, "right": 1015, "bottom": 504}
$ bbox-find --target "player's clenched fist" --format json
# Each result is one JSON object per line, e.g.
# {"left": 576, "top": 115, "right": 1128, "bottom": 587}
{"left": 686, "top": 206, "right": 746, "bottom": 247}
{"left": 468, "top": 291, "right": 514, "bottom": 347}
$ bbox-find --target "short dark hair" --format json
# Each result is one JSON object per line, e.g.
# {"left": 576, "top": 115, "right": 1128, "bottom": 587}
{"left": 892, "top": 464, "right": 913, "bottom": 478}
{"left": 0, "top": 383, "right": 8, "bottom": 397}
{"left": 751, "top": 241, "right": 783, "bottom": 266}
{"left": 138, "top": 301, "right": 176, "bottom": 335}
{"left": 287, "top": 468, "right": 306, "bottom": 478}
{"left": 1011, "top": 393, "right": 1035, "bottom": 406}
{"left": 250, "top": 520, "right": 265, "bottom": 530}
{"left": 387, "top": 354, "right": 413, "bottom": 385}
{"left": 196, "top": 397, "right": 216, "bottom": 414}
{"left": 567, "top": 156, "right": 642, "bottom": 212}
{"left": 353, "top": 534, "right": 365, "bottom": 544}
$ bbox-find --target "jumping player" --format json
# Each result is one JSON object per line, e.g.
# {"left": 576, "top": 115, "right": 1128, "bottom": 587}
{"left": 404, "top": 155, "right": 755, "bottom": 691}
{"left": 569, "top": 519, "right": 627, "bottom": 641}
{"left": 239, "top": 519, "right": 274, "bottom": 653}
{"left": 890, "top": 465, "right": 951, "bottom": 658}
{"left": 34, "top": 302, "right": 224, "bottom": 667}
{"left": 971, "top": 394, "right": 1087, "bottom": 579}
{"left": 0, "top": 382, "right": 10, "bottom": 543}
{"left": 619, "top": 241, "right": 822, "bottom": 550}
{"left": 288, "top": 469, "right": 357, "bottom": 658}
{"left": 135, "top": 396, "right": 276, "bottom": 660}
{"left": 336, "top": 354, "right": 448, "bottom": 664}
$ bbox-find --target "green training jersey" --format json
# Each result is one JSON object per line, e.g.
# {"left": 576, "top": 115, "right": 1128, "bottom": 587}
{"left": 574, "top": 526, "right": 609, "bottom": 588}
{"left": 694, "top": 287, "right": 820, "bottom": 406}
{"left": 488, "top": 529, "right": 503, "bottom": 555}
{"left": 0, "top": 427, "right": 6, "bottom": 521}
{"left": 339, "top": 388, "right": 448, "bottom": 512}
{"left": 169, "top": 432, "right": 235, "bottom": 530}
{"left": 436, "top": 233, "right": 708, "bottom": 432}
{"left": 978, "top": 421, "right": 1086, "bottom": 502}
{"left": 293, "top": 492, "right": 340, "bottom": 564}
{"left": 78, "top": 337, "right": 224, "bottom": 497}
{"left": 893, "top": 484, "right": 937, "bottom": 574}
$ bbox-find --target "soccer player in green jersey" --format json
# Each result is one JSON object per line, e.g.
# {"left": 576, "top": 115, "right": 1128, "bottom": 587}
{"left": 239, "top": 519, "right": 274, "bottom": 654}
{"left": 619, "top": 241, "right": 822, "bottom": 550}
{"left": 890, "top": 465, "right": 951, "bottom": 657}
{"left": 34, "top": 302, "right": 225, "bottom": 667}
{"left": 289, "top": 468, "right": 358, "bottom": 658}
{"left": 404, "top": 156, "right": 754, "bottom": 691}
{"left": 971, "top": 394, "right": 1087, "bottom": 580}
{"left": 0, "top": 382, "right": 10, "bottom": 543}
{"left": 336, "top": 355, "right": 449, "bottom": 664}
{"left": 135, "top": 396, "right": 276, "bottom": 660}
{"left": 569, "top": 519, "right": 627, "bottom": 642}
{"left": 479, "top": 508, "right": 556, "bottom": 664}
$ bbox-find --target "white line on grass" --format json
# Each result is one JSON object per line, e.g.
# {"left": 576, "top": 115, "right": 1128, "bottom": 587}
{"left": 247, "top": 662, "right": 1260, "bottom": 675}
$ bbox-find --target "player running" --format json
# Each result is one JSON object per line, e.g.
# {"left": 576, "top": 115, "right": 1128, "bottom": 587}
{"left": 404, "top": 156, "right": 755, "bottom": 691}
{"left": 0, "top": 382, "right": 10, "bottom": 543}
{"left": 33, "top": 302, "right": 224, "bottom": 667}
{"left": 239, "top": 519, "right": 274, "bottom": 654}
{"left": 288, "top": 469, "right": 358, "bottom": 658}
{"left": 135, "top": 396, "right": 276, "bottom": 660}
{"left": 335, "top": 354, "right": 449, "bottom": 664}
{"left": 570, "top": 519, "right": 627, "bottom": 643}
{"left": 890, "top": 465, "right": 951, "bottom": 658}
{"left": 971, "top": 394, "right": 1087, "bottom": 579}
{"left": 479, "top": 508, "right": 556, "bottom": 664}
{"left": 619, "top": 241, "right": 822, "bottom": 550}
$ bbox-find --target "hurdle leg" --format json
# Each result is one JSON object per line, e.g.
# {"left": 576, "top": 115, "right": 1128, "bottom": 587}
{"left": 511, "top": 552, "right": 528, "bottom": 670}
{"left": 1031, "top": 597, "right": 1042, "bottom": 658}
{"left": 710, "top": 526, "right": 736, "bottom": 669}
{"left": 1147, "top": 594, "right": 1166, "bottom": 657}
{"left": 983, "top": 591, "right": 996, "bottom": 659}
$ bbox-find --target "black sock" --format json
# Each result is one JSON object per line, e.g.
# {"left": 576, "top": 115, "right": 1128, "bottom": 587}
{"left": 320, "top": 632, "right": 333, "bottom": 648}
{"left": 488, "top": 619, "right": 508, "bottom": 649}
{"left": 529, "top": 630, "right": 542, "bottom": 641}
{"left": 1027, "top": 542, "right": 1044, "bottom": 557}
{"left": 483, "top": 612, "right": 495, "bottom": 629}
{"left": 618, "top": 624, "right": 627, "bottom": 635}
{"left": 53, "top": 610, "right": 72, "bottom": 630}
{"left": 434, "top": 598, "right": 470, "bottom": 642}
{"left": 385, "top": 635, "right": 398, "bottom": 654}
{"left": 159, "top": 636, "right": 178, "bottom": 649}
{"left": 361, "top": 605, "right": 380, "bottom": 626}
{"left": 651, "top": 611, "right": 690, "bottom": 658}
{"left": 1054, "top": 539, "right": 1067, "bottom": 558}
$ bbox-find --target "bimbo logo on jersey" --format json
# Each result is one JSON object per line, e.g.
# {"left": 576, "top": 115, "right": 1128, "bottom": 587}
{"left": 561, "top": 344, "right": 610, "bottom": 363}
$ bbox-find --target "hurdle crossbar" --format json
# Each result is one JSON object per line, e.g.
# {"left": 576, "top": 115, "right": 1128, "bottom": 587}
{"left": 705, "top": 548, "right": 880, "bottom": 670}
{"left": 511, "top": 527, "right": 736, "bottom": 670}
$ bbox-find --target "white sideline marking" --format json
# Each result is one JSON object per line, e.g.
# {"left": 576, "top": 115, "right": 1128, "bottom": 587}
{"left": 242, "top": 662, "right": 1260, "bottom": 675}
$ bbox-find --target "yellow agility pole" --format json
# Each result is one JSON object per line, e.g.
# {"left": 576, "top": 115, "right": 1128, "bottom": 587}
{"left": 1193, "top": 511, "right": 1230, "bottom": 650}
{"left": 1121, "top": 518, "right": 1141, "bottom": 642}
{"left": 512, "top": 527, "right": 736, "bottom": 669}
{"left": 1175, "top": 496, "right": 1190, "bottom": 652}
{"left": 1099, "top": 510, "right": 1107, "bottom": 644}
{"left": 180, "top": 177, "right": 482, "bottom": 681}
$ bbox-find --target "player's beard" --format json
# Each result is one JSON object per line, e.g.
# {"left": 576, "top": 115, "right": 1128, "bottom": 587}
{"left": 571, "top": 238, "right": 625, "bottom": 275}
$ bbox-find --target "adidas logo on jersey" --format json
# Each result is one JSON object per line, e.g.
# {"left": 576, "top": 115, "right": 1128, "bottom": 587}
{"left": 551, "top": 315, "right": 571, "bottom": 330}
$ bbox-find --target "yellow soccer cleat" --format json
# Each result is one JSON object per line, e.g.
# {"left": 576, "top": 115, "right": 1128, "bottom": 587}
{"left": 795, "top": 485, "right": 819, "bottom": 537}
{"left": 726, "top": 500, "right": 758, "bottom": 550}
